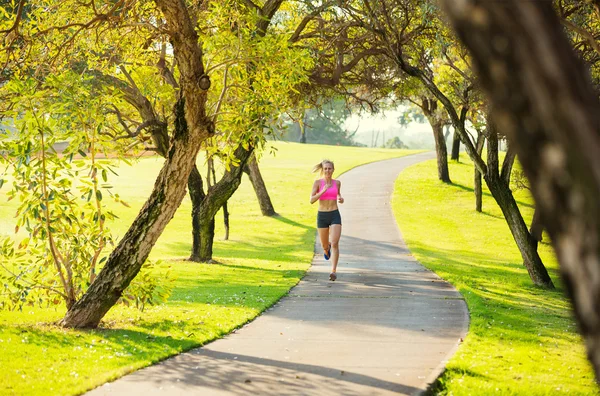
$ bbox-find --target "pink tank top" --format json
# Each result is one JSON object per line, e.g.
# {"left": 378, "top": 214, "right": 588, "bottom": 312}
{"left": 319, "top": 179, "right": 338, "bottom": 200}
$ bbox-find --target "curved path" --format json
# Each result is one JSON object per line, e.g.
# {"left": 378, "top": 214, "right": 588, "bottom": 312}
{"left": 89, "top": 152, "right": 469, "bottom": 396}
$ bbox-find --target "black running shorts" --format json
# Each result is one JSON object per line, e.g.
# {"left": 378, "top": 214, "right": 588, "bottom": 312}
{"left": 317, "top": 209, "right": 342, "bottom": 228}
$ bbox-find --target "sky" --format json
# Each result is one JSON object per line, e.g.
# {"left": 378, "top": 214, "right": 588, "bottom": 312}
{"left": 343, "top": 107, "right": 436, "bottom": 149}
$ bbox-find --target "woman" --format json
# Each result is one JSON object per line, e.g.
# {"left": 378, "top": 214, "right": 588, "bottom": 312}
{"left": 310, "top": 159, "right": 344, "bottom": 281}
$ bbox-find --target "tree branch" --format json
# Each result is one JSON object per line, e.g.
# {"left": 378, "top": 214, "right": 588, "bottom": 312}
{"left": 0, "top": 0, "right": 26, "bottom": 34}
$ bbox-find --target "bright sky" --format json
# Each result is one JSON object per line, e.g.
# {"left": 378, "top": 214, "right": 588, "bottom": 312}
{"left": 343, "top": 108, "right": 435, "bottom": 149}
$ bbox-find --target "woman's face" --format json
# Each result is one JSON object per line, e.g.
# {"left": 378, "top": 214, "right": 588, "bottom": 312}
{"left": 323, "top": 162, "right": 334, "bottom": 177}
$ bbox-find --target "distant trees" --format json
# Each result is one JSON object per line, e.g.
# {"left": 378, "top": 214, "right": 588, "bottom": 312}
{"left": 384, "top": 136, "right": 408, "bottom": 149}
{"left": 282, "top": 99, "right": 361, "bottom": 146}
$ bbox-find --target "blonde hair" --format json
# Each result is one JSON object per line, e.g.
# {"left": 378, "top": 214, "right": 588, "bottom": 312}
{"left": 312, "top": 159, "right": 335, "bottom": 175}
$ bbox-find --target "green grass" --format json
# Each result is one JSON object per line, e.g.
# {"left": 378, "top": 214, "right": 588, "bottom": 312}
{"left": 392, "top": 158, "right": 599, "bottom": 395}
{"left": 0, "top": 142, "right": 421, "bottom": 395}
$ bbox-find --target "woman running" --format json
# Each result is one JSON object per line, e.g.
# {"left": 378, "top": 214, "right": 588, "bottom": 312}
{"left": 310, "top": 159, "right": 344, "bottom": 281}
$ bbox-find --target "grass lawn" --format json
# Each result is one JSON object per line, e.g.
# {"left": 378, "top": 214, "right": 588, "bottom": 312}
{"left": 392, "top": 158, "right": 599, "bottom": 395}
{"left": 0, "top": 142, "right": 421, "bottom": 395}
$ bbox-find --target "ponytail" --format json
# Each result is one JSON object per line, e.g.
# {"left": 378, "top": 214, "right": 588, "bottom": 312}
{"left": 312, "top": 159, "right": 334, "bottom": 175}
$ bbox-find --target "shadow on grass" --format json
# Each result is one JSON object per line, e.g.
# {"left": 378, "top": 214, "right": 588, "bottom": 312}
{"left": 451, "top": 181, "right": 535, "bottom": 210}
{"left": 160, "top": 220, "right": 316, "bottom": 263}
{"left": 1, "top": 323, "right": 200, "bottom": 361}
{"left": 425, "top": 366, "right": 489, "bottom": 395}
{"left": 271, "top": 214, "right": 314, "bottom": 230}
{"left": 407, "top": 241, "right": 573, "bottom": 342}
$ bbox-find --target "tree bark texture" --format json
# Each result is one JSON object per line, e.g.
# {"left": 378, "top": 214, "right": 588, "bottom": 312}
{"left": 244, "top": 153, "right": 277, "bottom": 216}
{"left": 422, "top": 98, "right": 451, "bottom": 183}
{"left": 60, "top": 0, "right": 212, "bottom": 328}
{"left": 442, "top": 0, "right": 600, "bottom": 376}
{"left": 451, "top": 131, "right": 461, "bottom": 161}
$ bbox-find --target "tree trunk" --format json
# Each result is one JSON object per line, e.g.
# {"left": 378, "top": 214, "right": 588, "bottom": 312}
{"left": 422, "top": 98, "right": 451, "bottom": 183}
{"left": 244, "top": 153, "right": 277, "bottom": 216}
{"left": 501, "top": 143, "right": 517, "bottom": 186}
{"left": 223, "top": 201, "right": 230, "bottom": 240}
{"left": 432, "top": 121, "right": 451, "bottom": 183}
{"left": 191, "top": 145, "right": 255, "bottom": 262}
{"left": 530, "top": 205, "right": 544, "bottom": 250}
{"left": 451, "top": 131, "right": 461, "bottom": 161}
{"left": 486, "top": 173, "right": 554, "bottom": 287}
{"left": 474, "top": 133, "right": 486, "bottom": 212}
{"left": 486, "top": 119, "right": 554, "bottom": 288}
{"left": 198, "top": 213, "right": 216, "bottom": 262}
{"left": 188, "top": 164, "right": 206, "bottom": 262}
{"left": 299, "top": 113, "right": 307, "bottom": 143}
{"left": 442, "top": 0, "right": 600, "bottom": 376}
{"left": 60, "top": 0, "right": 212, "bottom": 328}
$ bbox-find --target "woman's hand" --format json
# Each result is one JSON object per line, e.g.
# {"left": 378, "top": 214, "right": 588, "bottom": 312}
{"left": 338, "top": 196, "right": 344, "bottom": 204}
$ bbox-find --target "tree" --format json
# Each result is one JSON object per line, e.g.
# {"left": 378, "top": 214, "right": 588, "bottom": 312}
{"left": 441, "top": 0, "right": 600, "bottom": 377}
{"left": 343, "top": 0, "right": 554, "bottom": 288}
{"left": 244, "top": 152, "right": 276, "bottom": 216}
{"left": 416, "top": 96, "right": 451, "bottom": 182}
{"left": 57, "top": 0, "right": 216, "bottom": 328}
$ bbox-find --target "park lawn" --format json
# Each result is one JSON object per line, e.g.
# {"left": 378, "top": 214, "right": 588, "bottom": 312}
{"left": 392, "top": 158, "right": 599, "bottom": 395}
{"left": 0, "top": 142, "right": 422, "bottom": 396}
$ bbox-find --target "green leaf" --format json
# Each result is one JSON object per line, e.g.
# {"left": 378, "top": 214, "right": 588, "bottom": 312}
{"left": 77, "top": 150, "right": 87, "bottom": 158}
{"left": 96, "top": 190, "right": 102, "bottom": 201}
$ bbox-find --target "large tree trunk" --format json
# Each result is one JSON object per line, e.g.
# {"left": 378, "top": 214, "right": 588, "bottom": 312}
{"left": 486, "top": 120, "right": 554, "bottom": 288}
{"left": 60, "top": 0, "right": 212, "bottom": 328}
{"left": 244, "top": 153, "right": 277, "bottom": 216}
{"left": 474, "top": 133, "right": 486, "bottom": 212}
{"left": 451, "top": 131, "right": 461, "bottom": 161}
{"left": 441, "top": 0, "right": 600, "bottom": 377}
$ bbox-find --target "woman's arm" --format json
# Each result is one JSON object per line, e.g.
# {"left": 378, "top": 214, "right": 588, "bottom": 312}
{"left": 337, "top": 180, "right": 344, "bottom": 204}
{"left": 310, "top": 180, "right": 329, "bottom": 204}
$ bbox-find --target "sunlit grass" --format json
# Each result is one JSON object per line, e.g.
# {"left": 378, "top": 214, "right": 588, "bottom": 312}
{"left": 0, "top": 142, "right": 421, "bottom": 395}
{"left": 392, "top": 158, "right": 598, "bottom": 395}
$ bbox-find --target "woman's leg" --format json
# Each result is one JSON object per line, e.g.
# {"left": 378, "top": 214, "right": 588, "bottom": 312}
{"left": 329, "top": 224, "right": 342, "bottom": 273}
{"left": 318, "top": 227, "right": 330, "bottom": 256}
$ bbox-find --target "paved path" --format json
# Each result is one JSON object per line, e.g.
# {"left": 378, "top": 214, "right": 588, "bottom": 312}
{"left": 89, "top": 152, "right": 469, "bottom": 396}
